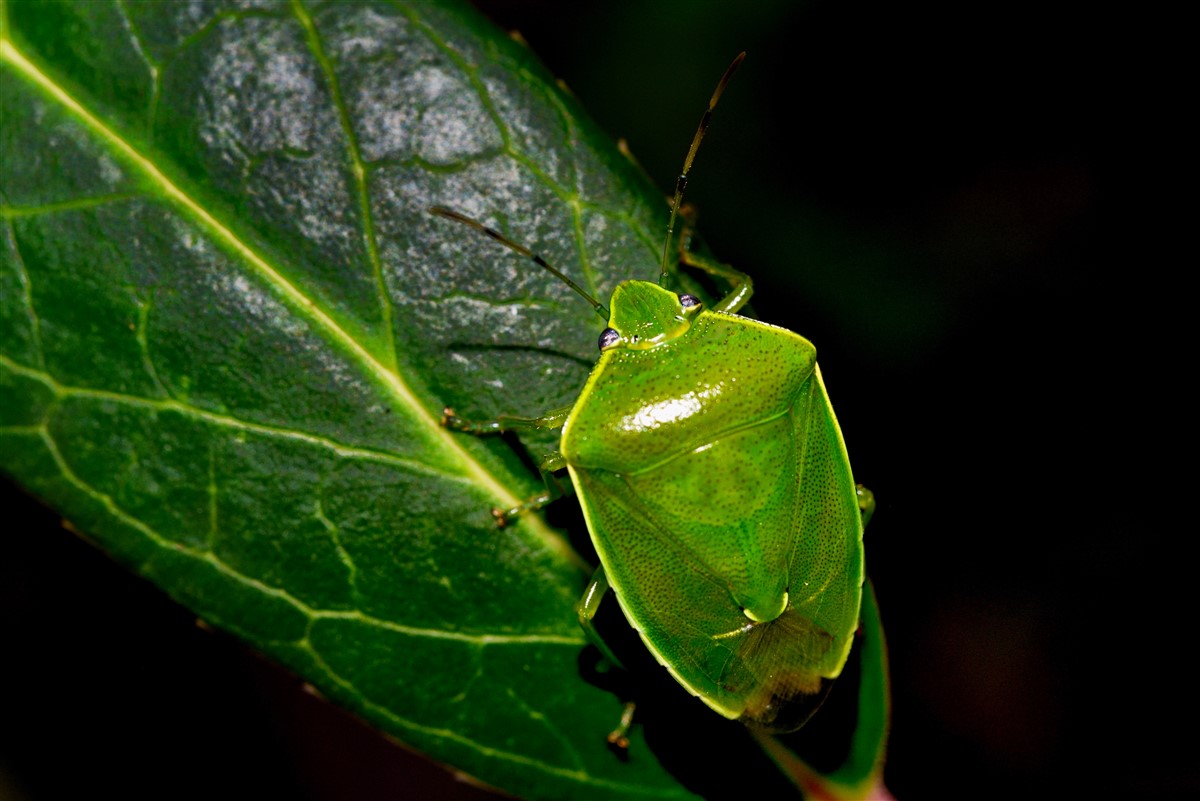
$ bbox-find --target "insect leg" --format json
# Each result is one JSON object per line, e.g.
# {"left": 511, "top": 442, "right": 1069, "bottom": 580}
{"left": 677, "top": 236, "right": 755, "bottom": 314}
{"left": 576, "top": 566, "right": 625, "bottom": 669}
{"left": 669, "top": 200, "right": 755, "bottom": 312}
{"left": 489, "top": 450, "right": 570, "bottom": 527}
{"left": 577, "top": 567, "right": 639, "bottom": 749}
{"left": 607, "top": 701, "right": 637, "bottom": 751}
{"left": 441, "top": 404, "right": 572, "bottom": 434}
{"left": 440, "top": 407, "right": 574, "bottom": 525}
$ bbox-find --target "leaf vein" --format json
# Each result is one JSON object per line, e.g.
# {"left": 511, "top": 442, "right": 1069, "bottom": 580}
{"left": 503, "top": 685, "right": 587, "bottom": 772}
{"left": 2, "top": 218, "right": 45, "bottom": 369}
{"left": 290, "top": 0, "right": 398, "bottom": 374}
{"left": 113, "top": 0, "right": 161, "bottom": 142}
{"left": 0, "top": 354, "right": 470, "bottom": 484}
{"left": 311, "top": 610, "right": 583, "bottom": 646}
{"left": 37, "top": 425, "right": 317, "bottom": 613}
{"left": 314, "top": 492, "right": 363, "bottom": 602}
{"left": 132, "top": 295, "right": 170, "bottom": 398}
{"left": 0, "top": 191, "right": 142, "bottom": 218}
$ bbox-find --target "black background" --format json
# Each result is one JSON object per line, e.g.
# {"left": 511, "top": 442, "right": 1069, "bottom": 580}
{"left": 4, "top": 2, "right": 1189, "bottom": 800}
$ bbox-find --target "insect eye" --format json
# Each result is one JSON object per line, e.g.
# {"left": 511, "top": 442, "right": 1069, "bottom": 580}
{"left": 678, "top": 293, "right": 702, "bottom": 309}
{"left": 598, "top": 328, "right": 621, "bottom": 351}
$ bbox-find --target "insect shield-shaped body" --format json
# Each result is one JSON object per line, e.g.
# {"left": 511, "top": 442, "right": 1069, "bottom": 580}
{"left": 566, "top": 281, "right": 864, "bottom": 731}
{"left": 434, "top": 54, "right": 865, "bottom": 733}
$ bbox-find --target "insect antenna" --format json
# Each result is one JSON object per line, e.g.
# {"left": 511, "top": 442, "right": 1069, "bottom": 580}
{"left": 658, "top": 52, "right": 746, "bottom": 287}
{"left": 429, "top": 206, "right": 609, "bottom": 320}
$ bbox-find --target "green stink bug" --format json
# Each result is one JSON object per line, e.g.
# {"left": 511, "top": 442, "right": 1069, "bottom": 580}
{"left": 432, "top": 54, "right": 868, "bottom": 735}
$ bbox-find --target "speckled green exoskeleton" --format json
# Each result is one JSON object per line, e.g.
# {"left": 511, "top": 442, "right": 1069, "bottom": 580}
{"left": 433, "top": 54, "right": 870, "bottom": 738}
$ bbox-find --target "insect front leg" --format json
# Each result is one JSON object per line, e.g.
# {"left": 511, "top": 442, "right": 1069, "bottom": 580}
{"left": 442, "top": 405, "right": 573, "bottom": 526}
{"left": 677, "top": 222, "right": 754, "bottom": 314}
